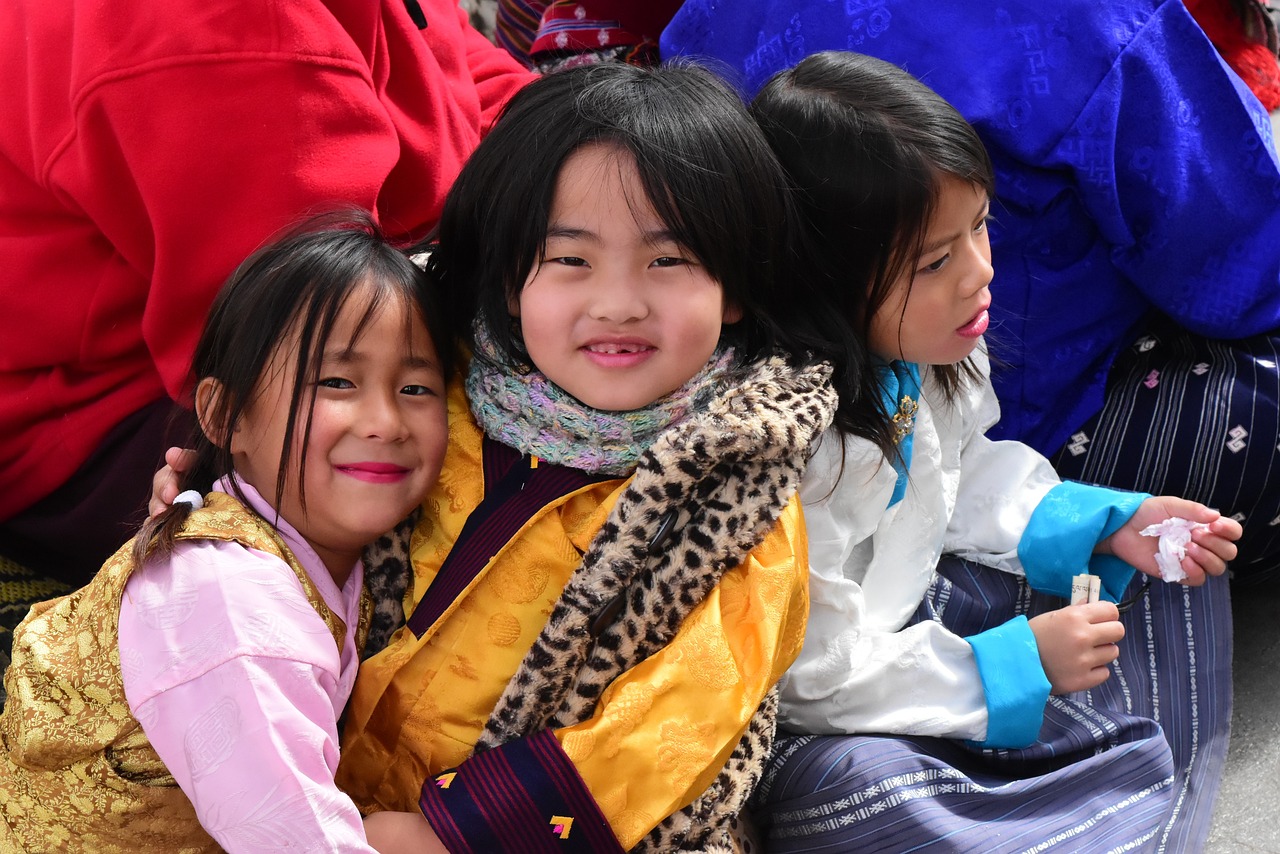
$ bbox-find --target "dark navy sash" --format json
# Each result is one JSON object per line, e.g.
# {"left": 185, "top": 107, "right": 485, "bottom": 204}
{"left": 406, "top": 437, "right": 612, "bottom": 637}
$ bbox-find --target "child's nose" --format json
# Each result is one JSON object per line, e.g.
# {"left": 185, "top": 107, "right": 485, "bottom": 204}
{"left": 968, "top": 257, "right": 994, "bottom": 295}
{"left": 961, "top": 244, "right": 994, "bottom": 296}
{"left": 363, "top": 390, "right": 409, "bottom": 441}
{"left": 588, "top": 272, "right": 649, "bottom": 323}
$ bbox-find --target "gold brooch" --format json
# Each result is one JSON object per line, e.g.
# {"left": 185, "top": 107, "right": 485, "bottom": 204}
{"left": 891, "top": 394, "right": 919, "bottom": 444}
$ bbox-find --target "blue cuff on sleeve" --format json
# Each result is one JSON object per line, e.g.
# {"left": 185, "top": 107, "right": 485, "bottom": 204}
{"left": 1017, "top": 481, "right": 1150, "bottom": 601}
{"left": 967, "top": 616, "right": 1051, "bottom": 749}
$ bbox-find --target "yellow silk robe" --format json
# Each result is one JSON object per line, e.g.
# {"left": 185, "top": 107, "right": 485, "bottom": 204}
{"left": 339, "top": 383, "right": 809, "bottom": 849}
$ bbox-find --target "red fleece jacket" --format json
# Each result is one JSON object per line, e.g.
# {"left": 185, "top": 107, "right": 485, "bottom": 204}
{"left": 0, "top": 0, "right": 534, "bottom": 518}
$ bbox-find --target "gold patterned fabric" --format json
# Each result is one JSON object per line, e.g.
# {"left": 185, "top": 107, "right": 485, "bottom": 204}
{"left": 1, "top": 554, "right": 74, "bottom": 710}
{"left": 0, "top": 492, "right": 365, "bottom": 852}
{"left": 0, "top": 553, "right": 72, "bottom": 634}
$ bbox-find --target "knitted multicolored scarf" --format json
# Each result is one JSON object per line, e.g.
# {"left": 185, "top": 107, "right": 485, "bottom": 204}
{"left": 466, "top": 323, "right": 737, "bottom": 476}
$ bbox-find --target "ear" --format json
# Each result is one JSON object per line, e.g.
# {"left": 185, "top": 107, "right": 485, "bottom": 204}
{"left": 722, "top": 300, "right": 743, "bottom": 324}
{"left": 194, "top": 378, "right": 232, "bottom": 448}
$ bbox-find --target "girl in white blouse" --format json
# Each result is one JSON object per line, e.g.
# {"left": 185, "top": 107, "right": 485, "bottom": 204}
{"left": 744, "top": 49, "right": 1243, "bottom": 854}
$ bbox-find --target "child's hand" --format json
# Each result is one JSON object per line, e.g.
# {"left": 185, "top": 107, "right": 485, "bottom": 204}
{"left": 1095, "top": 497, "right": 1241, "bottom": 585}
{"left": 363, "top": 810, "right": 447, "bottom": 853}
{"left": 1028, "top": 602, "right": 1124, "bottom": 694}
{"left": 147, "top": 446, "right": 196, "bottom": 518}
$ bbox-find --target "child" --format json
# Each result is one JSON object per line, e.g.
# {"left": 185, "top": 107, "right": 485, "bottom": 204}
{"left": 745, "top": 52, "right": 1243, "bottom": 851}
{"left": 0, "top": 214, "right": 452, "bottom": 852}
{"left": 339, "top": 61, "right": 837, "bottom": 853}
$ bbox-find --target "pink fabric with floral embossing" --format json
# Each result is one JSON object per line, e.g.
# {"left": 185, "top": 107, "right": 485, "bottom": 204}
{"left": 118, "top": 478, "right": 373, "bottom": 853}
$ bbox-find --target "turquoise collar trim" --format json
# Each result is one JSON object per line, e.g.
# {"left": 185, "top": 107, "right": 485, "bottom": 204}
{"left": 877, "top": 360, "right": 921, "bottom": 507}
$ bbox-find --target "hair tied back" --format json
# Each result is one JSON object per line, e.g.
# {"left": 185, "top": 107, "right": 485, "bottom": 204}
{"left": 173, "top": 490, "right": 205, "bottom": 511}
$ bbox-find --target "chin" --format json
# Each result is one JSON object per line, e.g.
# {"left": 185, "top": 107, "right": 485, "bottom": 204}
{"left": 568, "top": 389, "right": 647, "bottom": 413}
{"left": 926, "top": 343, "right": 981, "bottom": 366}
{"left": 587, "top": 401, "right": 642, "bottom": 413}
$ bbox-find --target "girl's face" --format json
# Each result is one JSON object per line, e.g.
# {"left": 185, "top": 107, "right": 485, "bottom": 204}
{"left": 220, "top": 281, "right": 448, "bottom": 581}
{"left": 513, "top": 143, "right": 741, "bottom": 411}
{"left": 868, "top": 176, "right": 993, "bottom": 365}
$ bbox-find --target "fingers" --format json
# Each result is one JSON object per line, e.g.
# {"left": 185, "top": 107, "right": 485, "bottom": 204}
{"left": 1143, "top": 497, "right": 1244, "bottom": 540}
{"left": 1054, "top": 640, "right": 1119, "bottom": 694}
{"left": 1198, "top": 521, "right": 1243, "bottom": 559}
{"left": 149, "top": 447, "right": 198, "bottom": 518}
{"left": 1089, "top": 640, "right": 1121, "bottom": 666}
{"left": 1180, "top": 521, "right": 1241, "bottom": 581}
{"left": 1181, "top": 543, "right": 1229, "bottom": 581}
{"left": 1156, "top": 496, "right": 1220, "bottom": 524}
{"left": 148, "top": 467, "right": 178, "bottom": 519}
{"left": 1080, "top": 600, "right": 1121, "bottom": 626}
{"left": 1032, "top": 606, "right": 1125, "bottom": 694}
{"left": 164, "top": 446, "right": 197, "bottom": 474}
{"left": 1091, "top": 615, "right": 1125, "bottom": 646}
{"left": 1078, "top": 661, "right": 1116, "bottom": 692}
{"left": 1136, "top": 499, "right": 1243, "bottom": 586}
{"left": 1208, "top": 516, "right": 1244, "bottom": 540}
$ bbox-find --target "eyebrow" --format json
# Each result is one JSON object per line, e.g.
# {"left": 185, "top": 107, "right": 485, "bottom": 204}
{"left": 920, "top": 233, "right": 957, "bottom": 257}
{"left": 402, "top": 354, "right": 440, "bottom": 371}
{"left": 544, "top": 224, "right": 681, "bottom": 247}
{"left": 323, "top": 348, "right": 439, "bottom": 371}
{"left": 544, "top": 224, "right": 596, "bottom": 242}
{"left": 920, "top": 200, "right": 991, "bottom": 256}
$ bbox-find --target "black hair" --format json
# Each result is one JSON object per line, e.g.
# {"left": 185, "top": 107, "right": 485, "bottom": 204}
{"left": 131, "top": 209, "right": 453, "bottom": 568}
{"left": 425, "top": 60, "right": 824, "bottom": 369}
{"left": 752, "top": 51, "right": 993, "bottom": 453}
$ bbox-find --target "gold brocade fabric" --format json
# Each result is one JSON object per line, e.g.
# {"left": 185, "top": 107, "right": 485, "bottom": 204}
{"left": 338, "top": 383, "right": 809, "bottom": 850}
{"left": 0, "top": 492, "right": 366, "bottom": 852}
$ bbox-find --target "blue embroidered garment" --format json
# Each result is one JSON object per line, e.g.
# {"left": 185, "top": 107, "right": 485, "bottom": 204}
{"left": 662, "top": 0, "right": 1280, "bottom": 456}
{"left": 877, "top": 360, "right": 921, "bottom": 507}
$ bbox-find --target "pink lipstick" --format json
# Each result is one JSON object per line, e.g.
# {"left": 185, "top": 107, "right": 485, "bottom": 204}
{"left": 956, "top": 309, "right": 989, "bottom": 339}
{"left": 336, "top": 462, "right": 412, "bottom": 483}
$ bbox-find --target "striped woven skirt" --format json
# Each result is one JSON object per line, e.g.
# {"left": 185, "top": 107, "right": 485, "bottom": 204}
{"left": 753, "top": 558, "right": 1232, "bottom": 853}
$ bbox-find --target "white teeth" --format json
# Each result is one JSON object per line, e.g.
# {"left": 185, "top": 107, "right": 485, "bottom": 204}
{"left": 588, "top": 344, "right": 636, "bottom": 354}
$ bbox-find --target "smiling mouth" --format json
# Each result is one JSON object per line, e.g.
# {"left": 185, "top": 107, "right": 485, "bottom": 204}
{"left": 336, "top": 463, "right": 412, "bottom": 483}
{"left": 584, "top": 343, "right": 653, "bottom": 354}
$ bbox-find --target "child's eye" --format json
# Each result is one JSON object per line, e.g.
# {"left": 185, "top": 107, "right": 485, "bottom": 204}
{"left": 400, "top": 384, "right": 438, "bottom": 397}
{"left": 921, "top": 254, "right": 950, "bottom": 274}
{"left": 974, "top": 217, "right": 989, "bottom": 234}
{"left": 318, "top": 377, "right": 355, "bottom": 390}
{"left": 651, "top": 256, "right": 687, "bottom": 268}
{"left": 548, "top": 256, "right": 588, "bottom": 268}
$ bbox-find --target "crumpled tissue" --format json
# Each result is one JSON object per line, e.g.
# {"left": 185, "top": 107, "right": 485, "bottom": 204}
{"left": 1139, "top": 517, "right": 1210, "bottom": 583}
